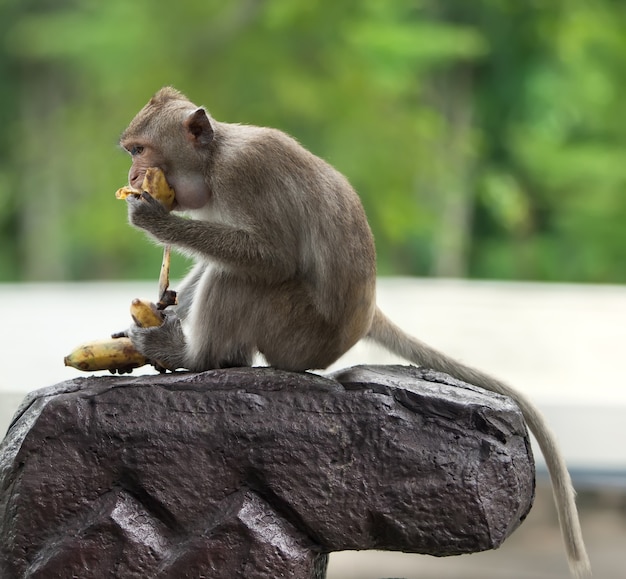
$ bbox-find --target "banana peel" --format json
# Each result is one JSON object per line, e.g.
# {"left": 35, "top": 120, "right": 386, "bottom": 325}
{"left": 64, "top": 298, "right": 165, "bottom": 373}
{"left": 115, "top": 167, "right": 176, "bottom": 210}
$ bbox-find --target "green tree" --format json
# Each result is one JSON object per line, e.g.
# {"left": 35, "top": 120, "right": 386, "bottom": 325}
{"left": 0, "top": 0, "right": 624, "bottom": 283}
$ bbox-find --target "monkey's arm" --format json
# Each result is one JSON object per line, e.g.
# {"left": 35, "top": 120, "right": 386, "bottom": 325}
{"left": 127, "top": 193, "right": 296, "bottom": 278}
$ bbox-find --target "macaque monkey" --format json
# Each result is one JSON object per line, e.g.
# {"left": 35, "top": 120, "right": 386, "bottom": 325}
{"left": 120, "top": 87, "right": 590, "bottom": 578}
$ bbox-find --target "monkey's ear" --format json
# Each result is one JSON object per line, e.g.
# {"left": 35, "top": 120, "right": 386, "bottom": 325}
{"left": 184, "top": 108, "right": 214, "bottom": 147}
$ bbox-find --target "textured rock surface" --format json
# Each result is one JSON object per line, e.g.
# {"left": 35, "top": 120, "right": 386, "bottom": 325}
{"left": 0, "top": 365, "right": 534, "bottom": 579}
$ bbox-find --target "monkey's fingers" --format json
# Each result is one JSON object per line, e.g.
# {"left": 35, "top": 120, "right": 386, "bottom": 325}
{"left": 130, "top": 298, "right": 171, "bottom": 371}
{"left": 64, "top": 300, "right": 168, "bottom": 373}
{"left": 152, "top": 361, "right": 168, "bottom": 374}
{"left": 141, "top": 167, "right": 176, "bottom": 211}
{"left": 157, "top": 289, "right": 177, "bottom": 310}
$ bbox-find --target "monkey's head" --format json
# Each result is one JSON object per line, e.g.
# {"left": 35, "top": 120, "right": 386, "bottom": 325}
{"left": 119, "top": 87, "right": 214, "bottom": 210}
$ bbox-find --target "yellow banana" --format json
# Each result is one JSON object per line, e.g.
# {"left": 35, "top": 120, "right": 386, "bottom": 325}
{"left": 115, "top": 167, "right": 176, "bottom": 210}
{"left": 66, "top": 168, "right": 175, "bottom": 374}
{"left": 130, "top": 298, "right": 164, "bottom": 328}
{"left": 64, "top": 337, "right": 147, "bottom": 372}
{"left": 64, "top": 298, "right": 165, "bottom": 373}
{"left": 114, "top": 186, "right": 138, "bottom": 200}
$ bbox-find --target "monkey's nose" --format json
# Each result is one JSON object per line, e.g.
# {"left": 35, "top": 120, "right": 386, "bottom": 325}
{"left": 129, "top": 169, "right": 143, "bottom": 189}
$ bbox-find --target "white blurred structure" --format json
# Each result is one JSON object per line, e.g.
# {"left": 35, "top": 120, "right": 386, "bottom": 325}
{"left": 2, "top": 278, "right": 625, "bottom": 473}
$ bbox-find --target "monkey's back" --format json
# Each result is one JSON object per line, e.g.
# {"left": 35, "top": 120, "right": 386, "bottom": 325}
{"left": 209, "top": 122, "right": 377, "bottom": 344}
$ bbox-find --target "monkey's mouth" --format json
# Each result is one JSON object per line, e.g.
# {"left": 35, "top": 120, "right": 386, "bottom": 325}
{"left": 116, "top": 168, "right": 176, "bottom": 211}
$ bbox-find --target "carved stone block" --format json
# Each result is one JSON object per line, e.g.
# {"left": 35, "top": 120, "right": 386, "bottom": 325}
{"left": 0, "top": 366, "right": 534, "bottom": 578}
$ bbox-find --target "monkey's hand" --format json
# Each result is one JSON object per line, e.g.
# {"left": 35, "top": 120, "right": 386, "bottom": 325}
{"left": 127, "top": 191, "right": 170, "bottom": 234}
{"left": 127, "top": 310, "right": 187, "bottom": 371}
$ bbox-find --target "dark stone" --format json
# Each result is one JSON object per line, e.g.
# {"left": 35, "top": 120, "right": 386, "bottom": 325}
{"left": 0, "top": 365, "right": 534, "bottom": 579}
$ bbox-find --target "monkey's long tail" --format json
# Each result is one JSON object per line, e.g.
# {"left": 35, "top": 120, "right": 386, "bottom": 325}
{"left": 367, "top": 307, "right": 591, "bottom": 579}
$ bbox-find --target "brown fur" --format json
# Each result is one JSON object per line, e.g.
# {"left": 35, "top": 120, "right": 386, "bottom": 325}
{"left": 120, "top": 88, "right": 590, "bottom": 577}
{"left": 121, "top": 87, "right": 376, "bottom": 372}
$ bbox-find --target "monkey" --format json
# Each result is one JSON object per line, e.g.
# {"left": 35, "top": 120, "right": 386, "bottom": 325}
{"left": 119, "top": 87, "right": 591, "bottom": 578}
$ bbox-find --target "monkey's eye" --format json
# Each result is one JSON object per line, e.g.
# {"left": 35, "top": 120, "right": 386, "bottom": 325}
{"left": 129, "top": 145, "right": 144, "bottom": 156}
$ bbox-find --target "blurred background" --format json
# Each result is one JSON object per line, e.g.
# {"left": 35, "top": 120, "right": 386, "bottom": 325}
{"left": 2, "top": 0, "right": 626, "bottom": 283}
{"left": 1, "top": 0, "right": 625, "bottom": 577}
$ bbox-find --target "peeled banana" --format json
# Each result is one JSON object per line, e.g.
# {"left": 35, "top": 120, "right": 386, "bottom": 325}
{"left": 64, "top": 298, "right": 164, "bottom": 373}
{"left": 115, "top": 167, "right": 176, "bottom": 210}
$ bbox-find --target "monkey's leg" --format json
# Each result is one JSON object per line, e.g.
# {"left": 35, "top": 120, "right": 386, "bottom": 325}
{"left": 181, "top": 268, "right": 256, "bottom": 371}
{"left": 253, "top": 281, "right": 362, "bottom": 372}
{"left": 180, "top": 268, "right": 353, "bottom": 372}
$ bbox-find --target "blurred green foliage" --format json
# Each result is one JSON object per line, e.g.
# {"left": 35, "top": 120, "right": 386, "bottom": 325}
{"left": 0, "top": 0, "right": 625, "bottom": 282}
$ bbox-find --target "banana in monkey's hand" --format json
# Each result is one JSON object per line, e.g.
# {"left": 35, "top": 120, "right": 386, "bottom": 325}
{"left": 65, "top": 169, "right": 176, "bottom": 373}
{"left": 64, "top": 299, "right": 165, "bottom": 373}
{"left": 115, "top": 167, "right": 176, "bottom": 210}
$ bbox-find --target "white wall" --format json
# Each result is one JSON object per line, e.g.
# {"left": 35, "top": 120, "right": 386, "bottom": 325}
{"left": 2, "top": 278, "right": 625, "bottom": 471}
